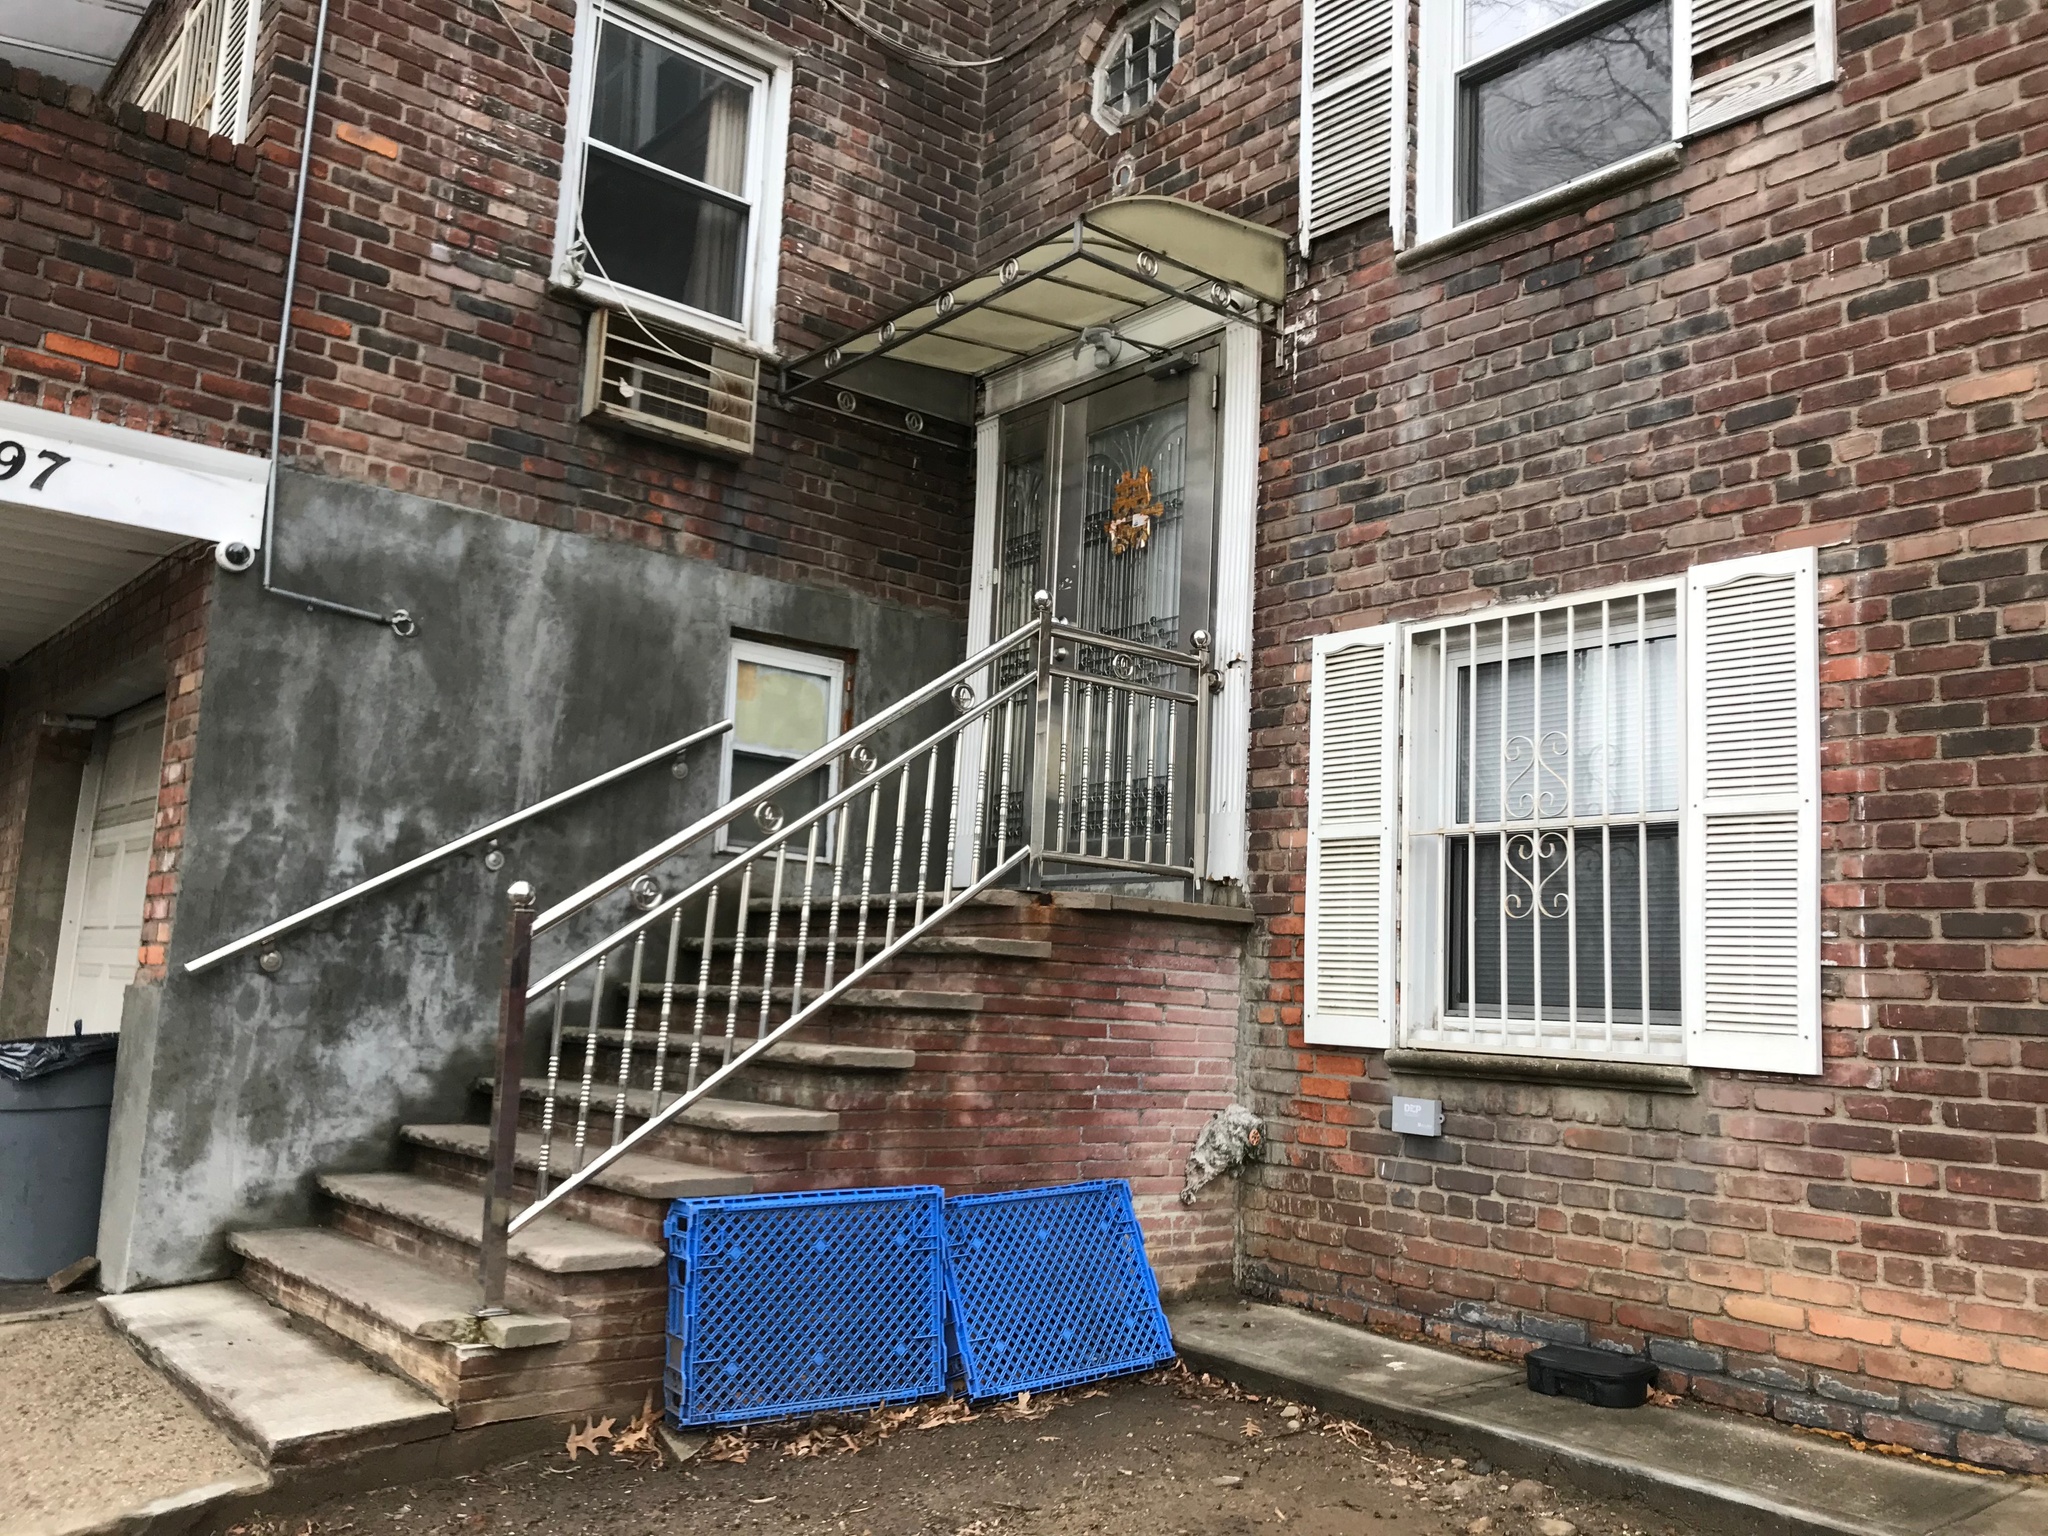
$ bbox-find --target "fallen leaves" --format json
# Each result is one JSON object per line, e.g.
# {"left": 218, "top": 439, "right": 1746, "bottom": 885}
{"left": 705, "top": 1433, "right": 753, "bottom": 1464}
{"left": 1241, "top": 1418, "right": 1263, "bottom": 1439}
{"left": 994, "top": 1391, "right": 1051, "bottom": 1422}
{"left": 916, "top": 1398, "right": 980, "bottom": 1430}
{"left": 563, "top": 1416, "right": 614, "bottom": 1461}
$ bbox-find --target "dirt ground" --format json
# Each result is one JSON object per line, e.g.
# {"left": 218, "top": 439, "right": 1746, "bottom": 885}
{"left": 0, "top": 1308, "right": 262, "bottom": 1536}
{"left": 248, "top": 1368, "right": 1684, "bottom": 1536}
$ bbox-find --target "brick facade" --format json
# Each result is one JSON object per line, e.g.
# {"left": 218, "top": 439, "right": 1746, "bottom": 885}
{"left": 988, "top": 0, "right": 2048, "bottom": 1470}
{"left": 6, "top": 0, "right": 2046, "bottom": 1467}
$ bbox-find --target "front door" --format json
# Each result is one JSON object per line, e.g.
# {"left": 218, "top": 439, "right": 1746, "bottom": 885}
{"left": 47, "top": 698, "right": 165, "bottom": 1035}
{"left": 987, "top": 350, "right": 1220, "bottom": 880}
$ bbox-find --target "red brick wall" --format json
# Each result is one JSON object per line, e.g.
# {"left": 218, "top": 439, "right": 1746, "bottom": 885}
{"left": 2, "top": 0, "right": 992, "bottom": 611}
{"left": 973, "top": 0, "right": 2048, "bottom": 1466}
{"left": 752, "top": 898, "right": 1250, "bottom": 1295}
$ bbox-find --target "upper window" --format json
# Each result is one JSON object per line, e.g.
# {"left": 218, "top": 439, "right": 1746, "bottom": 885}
{"left": 1094, "top": 7, "right": 1180, "bottom": 128}
{"left": 557, "top": 6, "right": 790, "bottom": 350}
{"left": 130, "top": 0, "right": 262, "bottom": 140}
{"left": 1303, "top": 552, "right": 1821, "bottom": 1077}
{"left": 1425, "top": 0, "right": 1673, "bottom": 233}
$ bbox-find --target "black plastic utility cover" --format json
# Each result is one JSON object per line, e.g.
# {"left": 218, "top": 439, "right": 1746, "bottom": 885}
{"left": 1524, "top": 1343, "right": 1658, "bottom": 1409}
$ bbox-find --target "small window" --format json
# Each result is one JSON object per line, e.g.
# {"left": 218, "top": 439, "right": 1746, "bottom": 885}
{"left": 558, "top": 7, "right": 789, "bottom": 349}
{"left": 1094, "top": 7, "right": 1180, "bottom": 128}
{"left": 720, "top": 641, "right": 845, "bottom": 850}
{"left": 1420, "top": 0, "right": 1673, "bottom": 235}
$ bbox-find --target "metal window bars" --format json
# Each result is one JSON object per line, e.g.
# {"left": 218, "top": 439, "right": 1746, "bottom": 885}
{"left": 480, "top": 599, "right": 1218, "bottom": 1305}
{"left": 1417, "top": 592, "right": 1683, "bottom": 1064}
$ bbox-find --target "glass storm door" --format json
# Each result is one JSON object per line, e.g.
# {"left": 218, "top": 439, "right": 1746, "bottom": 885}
{"left": 987, "top": 352, "right": 1219, "bottom": 878}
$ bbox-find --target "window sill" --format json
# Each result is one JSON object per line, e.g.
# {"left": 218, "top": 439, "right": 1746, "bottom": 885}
{"left": 1385, "top": 1047, "right": 1699, "bottom": 1094}
{"left": 1396, "top": 142, "right": 1685, "bottom": 272}
{"left": 553, "top": 270, "right": 779, "bottom": 362}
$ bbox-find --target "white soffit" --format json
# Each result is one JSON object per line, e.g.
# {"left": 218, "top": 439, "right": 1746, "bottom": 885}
{"left": 0, "top": 401, "right": 268, "bottom": 663}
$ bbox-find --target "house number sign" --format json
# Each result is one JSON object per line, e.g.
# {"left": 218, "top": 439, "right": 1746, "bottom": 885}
{"left": 0, "top": 399, "right": 266, "bottom": 547}
{"left": 0, "top": 439, "right": 71, "bottom": 491}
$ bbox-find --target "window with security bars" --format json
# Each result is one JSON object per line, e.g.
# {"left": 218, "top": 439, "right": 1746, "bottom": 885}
{"left": 1093, "top": 7, "right": 1180, "bottom": 128}
{"left": 1417, "top": 591, "right": 1682, "bottom": 1056}
{"left": 1304, "top": 553, "right": 1820, "bottom": 1076}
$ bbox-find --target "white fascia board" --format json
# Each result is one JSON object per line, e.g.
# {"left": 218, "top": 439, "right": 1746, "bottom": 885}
{"left": 0, "top": 401, "right": 267, "bottom": 548}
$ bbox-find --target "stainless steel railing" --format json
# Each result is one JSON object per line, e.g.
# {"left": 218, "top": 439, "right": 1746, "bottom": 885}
{"left": 477, "top": 600, "right": 1218, "bottom": 1304}
{"left": 182, "top": 721, "right": 734, "bottom": 977}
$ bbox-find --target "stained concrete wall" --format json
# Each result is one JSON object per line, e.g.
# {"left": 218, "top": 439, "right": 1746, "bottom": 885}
{"left": 0, "top": 724, "right": 92, "bottom": 1037}
{"left": 97, "top": 472, "right": 964, "bottom": 1290}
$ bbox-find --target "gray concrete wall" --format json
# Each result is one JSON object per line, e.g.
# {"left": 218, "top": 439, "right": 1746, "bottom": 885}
{"left": 97, "top": 472, "right": 965, "bottom": 1290}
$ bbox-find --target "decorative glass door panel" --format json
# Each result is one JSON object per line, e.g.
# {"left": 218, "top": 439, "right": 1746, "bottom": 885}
{"left": 984, "top": 354, "right": 1218, "bottom": 881}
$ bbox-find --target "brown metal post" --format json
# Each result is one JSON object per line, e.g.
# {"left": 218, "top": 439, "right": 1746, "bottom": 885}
{"left": 479, "top": 880, "right": 537, "bottom": 1313}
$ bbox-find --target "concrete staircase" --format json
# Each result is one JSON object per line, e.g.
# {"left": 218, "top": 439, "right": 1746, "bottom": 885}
{"left": 100, "top": 919, "right": 1048, "bottom": 1467}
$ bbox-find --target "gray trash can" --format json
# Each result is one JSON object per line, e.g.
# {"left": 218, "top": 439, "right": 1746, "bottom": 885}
{"left": 0, "top": 1037, "right": 117, "bottom": 1282}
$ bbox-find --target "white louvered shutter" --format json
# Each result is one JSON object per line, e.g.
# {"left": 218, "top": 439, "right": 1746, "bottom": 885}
{"left": 1305, "top": 625, "right": 1398, "bottom": 1047}
{"left": 210, "top": 0, "right": 259, "bottom": 140}
{"left": 1300, "top": 0, "right": 1397, "bottom": 250}
{"left": 1682, "top": 550, "right": 1820, "bottom": 1075}
{"left": 1683, "top": 0, "right": 1837, "bottom": 138}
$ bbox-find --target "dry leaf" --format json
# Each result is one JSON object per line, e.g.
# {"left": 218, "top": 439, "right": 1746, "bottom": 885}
{"left": 994, "top": 1391, "right": 1052, "bottom": 1422}
{"left": 1242, "top": 1419, "right": 1263, "bottom": 1439}
{"left": 917, "top": 1398, "right": 979, "bottom": 1430}
{"left": 564, "top": 1416, "right": 615, "bottom": 1460}
{"left": 610, "top": 1395, "right": 661, "bottom": 1459}
{"left": 705, "top": 1432, "right": 753, "bottom": 1464}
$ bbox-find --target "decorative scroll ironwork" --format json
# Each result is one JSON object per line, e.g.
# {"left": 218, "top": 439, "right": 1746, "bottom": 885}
{"left": 1503, "top": 829, "right": 1571, "bottom": 919}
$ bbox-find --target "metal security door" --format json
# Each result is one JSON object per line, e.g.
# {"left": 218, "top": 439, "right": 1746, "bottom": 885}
{"left": 983, "top": 353, "right": 1219, "bottom": 884}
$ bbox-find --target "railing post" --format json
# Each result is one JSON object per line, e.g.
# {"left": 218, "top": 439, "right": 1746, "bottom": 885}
{"left": 1026, "top": 592, "right": 1054, "bottom": 888}
{"left": 479, "top": 880, "right": 537, "bottom": 1314}
{"left": 1191, "top": 631, "right": 1216, "bottom": 892}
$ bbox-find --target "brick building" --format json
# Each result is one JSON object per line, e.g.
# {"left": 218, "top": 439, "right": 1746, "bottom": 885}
{"left": 1, "top": 0, "right": 2044, "bottom": 1475}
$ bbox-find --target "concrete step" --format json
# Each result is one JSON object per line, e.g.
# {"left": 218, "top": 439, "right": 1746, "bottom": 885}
{"left": 496, "top": 1076, "right": 841, "bottom": 1135}
{"left": 559, "top": 1028, "right": 916, "bottom": 1074}
{"left": 228, "top": 1227, "right": 567, "bottom": 1348}
{"left": 317, "top": 1171, "right": 664, "bottom": 1273}
{"left": 400, "top": 1122, "right": 754, "bottom": 1200}
{"left": 101, "top": 1282, "right": 450, "bottom": 1466}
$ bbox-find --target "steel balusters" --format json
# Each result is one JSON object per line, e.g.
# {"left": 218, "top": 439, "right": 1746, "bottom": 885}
{"left": 491, "top": 608, "right": 1219, "bottom": 1247}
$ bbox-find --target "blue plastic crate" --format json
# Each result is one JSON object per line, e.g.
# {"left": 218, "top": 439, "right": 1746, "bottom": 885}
{"left": 663, "top": 1186, "right": 948, "bottom": 1427}
{"left": 943, "top": 1179, "right": 1176, "bottom": 1400}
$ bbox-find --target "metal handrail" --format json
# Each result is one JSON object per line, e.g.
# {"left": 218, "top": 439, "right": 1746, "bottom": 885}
{"left": 183, "top": 720, "right": 734, "bottom": 975}
{"left": 475, "top": 604, "right": 1222, "bottom": 1288}
{"left": 530, "top": 618, "right": 1042, "bottom": 934}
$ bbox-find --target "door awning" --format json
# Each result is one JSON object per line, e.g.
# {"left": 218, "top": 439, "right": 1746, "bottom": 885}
{"left": 781, "top": 197, "right": 1289, "bottom": 424}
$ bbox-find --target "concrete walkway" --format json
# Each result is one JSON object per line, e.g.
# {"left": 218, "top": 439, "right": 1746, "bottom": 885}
{"left": 1170, "top": 1301, "right": 2048, "bottom": 1536}
{"left": 0, "top": 1307, "right": 266, "bottom": 1536}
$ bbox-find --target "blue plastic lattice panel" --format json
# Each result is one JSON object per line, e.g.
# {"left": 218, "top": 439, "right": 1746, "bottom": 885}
{"left": 944, "top": 1179, "right": 1175, "bottom": 1400}
{"left": 664, "top": 1187, "right": 948, "bottom": 1428}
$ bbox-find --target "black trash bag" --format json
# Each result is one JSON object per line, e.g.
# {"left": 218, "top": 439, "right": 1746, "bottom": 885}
{"left": 0, "top": 1034, "right": 118, "bottom": 1083}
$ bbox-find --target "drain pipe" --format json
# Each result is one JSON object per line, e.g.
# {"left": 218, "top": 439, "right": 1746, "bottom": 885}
{"left": 241, "top": 0, "right": 415, "bottom": 637}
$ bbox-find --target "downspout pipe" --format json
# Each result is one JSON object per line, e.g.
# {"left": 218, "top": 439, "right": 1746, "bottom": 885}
{"left": 253, "top": 0, "right": 416, "bottom": 638}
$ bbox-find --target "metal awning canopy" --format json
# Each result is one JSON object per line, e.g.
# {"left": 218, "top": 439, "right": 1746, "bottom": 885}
{"left": 782, "top": 197, "right": 1289, "bottom": 424}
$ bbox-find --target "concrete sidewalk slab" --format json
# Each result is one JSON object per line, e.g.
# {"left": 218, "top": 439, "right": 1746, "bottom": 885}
{"left": 1170, "top": 1301, "right": 2048, "bottom": 1536}
{"left": 0, "top": 1306, "right": 267, "bottom": 1536}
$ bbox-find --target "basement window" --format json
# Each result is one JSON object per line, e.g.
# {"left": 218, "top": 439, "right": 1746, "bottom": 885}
{"left": 1418, "top": 0, "right": 1675, "bottom": 238}
{"left": 555, "top": 6, "right": 791, "bottom": 351}
{"left": 719, "top": 641, "right": 846, "bottom": 851}
{"left": 1094, "top": 7, "right": 1180, "bottom": 128}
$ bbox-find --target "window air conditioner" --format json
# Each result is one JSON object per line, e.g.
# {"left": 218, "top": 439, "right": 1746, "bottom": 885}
{"left": 579, "top": 307, "right": 759, "bottom": 459}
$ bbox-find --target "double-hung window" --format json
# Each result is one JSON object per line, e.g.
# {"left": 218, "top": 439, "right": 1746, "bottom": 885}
{"left": 555, "top": 5, "right": 790, "bottom": 351}
{"left": 1305, "top": 551, "right": 1820, "bottom": 1076}
{"left": 1418, "top": 0, "right": 1675, "bottom": 237}
{"left": 1300, "top": 0, "right": 1840, "bottom": 250}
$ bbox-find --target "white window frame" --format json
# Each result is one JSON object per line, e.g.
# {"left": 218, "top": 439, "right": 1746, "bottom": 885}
{"left": 1091, "top": 4, "right": 1181, "bottom": 130}
{"left": 1305, "top": 551, "right": 1821, "bottom": 1075}
{"left": 1415, "top": 0, "right": 1685, "bottom": 243}
{"left": 717, "top": 639, "right": 846, "bottom": 854}
{"left": 1397, "top": 578, "right": 1686, "bottom": 1062}
{"left": 551, "top": 0, "right": 791, "bottom": 355}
